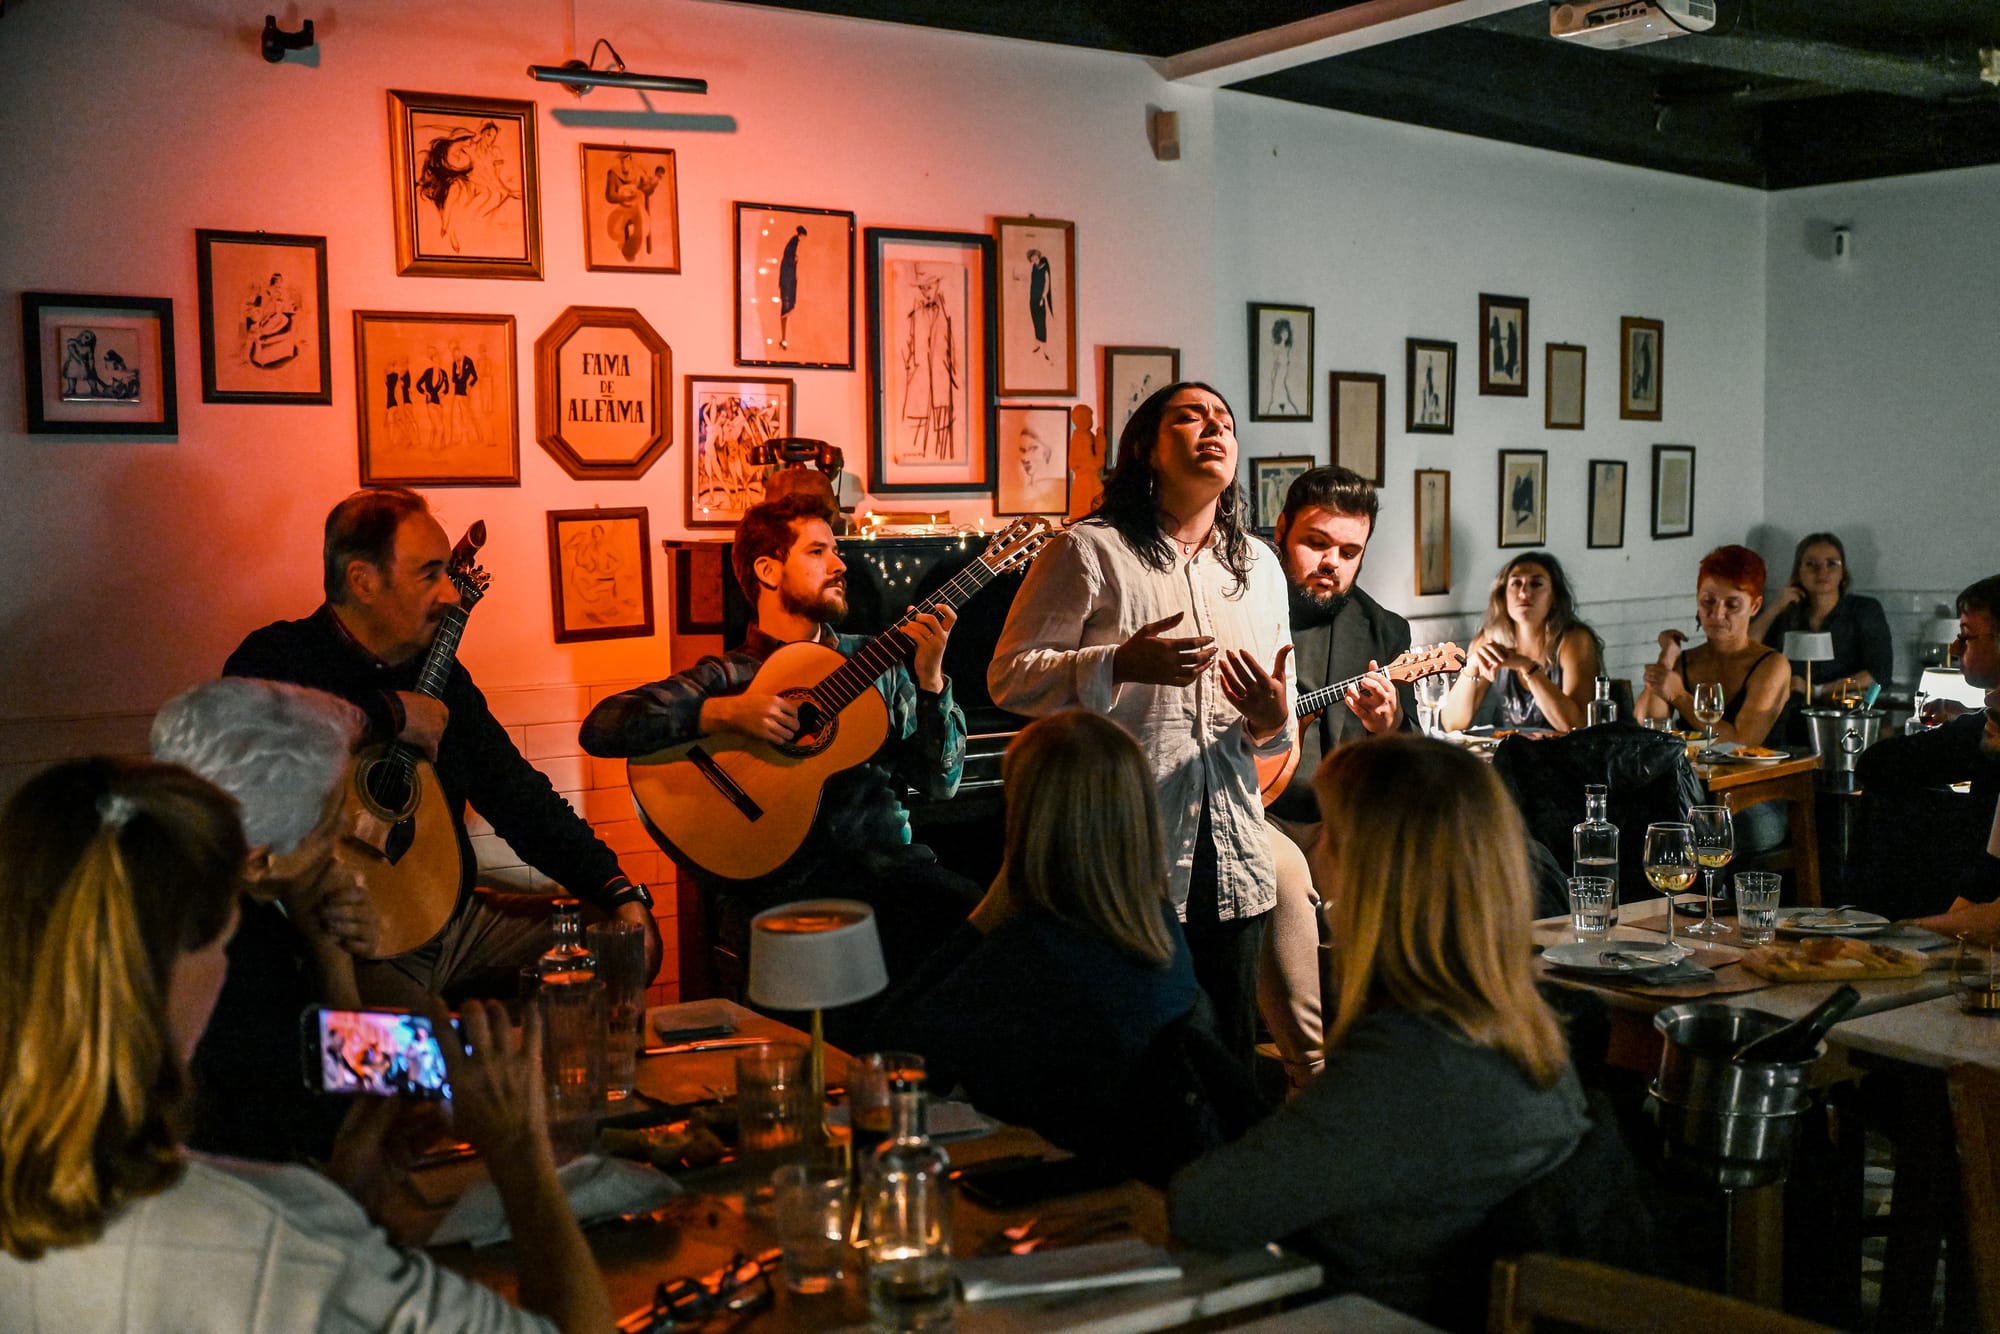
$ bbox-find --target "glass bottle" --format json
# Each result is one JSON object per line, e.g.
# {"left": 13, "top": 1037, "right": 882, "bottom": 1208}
{"left": 864, "top": 1079, "right": 954, "bottom": 1332}
{"left": 1586, "top": 675, "right": 1617, "bottom": 727}
{"left": 536, "top": 899, "right": 605, "bottom": 1138}
{"left": 1573, "top": 783, "right": 1619, "bottom": 909}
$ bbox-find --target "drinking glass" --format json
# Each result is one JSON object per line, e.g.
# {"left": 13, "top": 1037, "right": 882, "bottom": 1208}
{"left": 1692, "top": 682, "right": 1725, "bottom": 745}
{"left": 1414, "top": 673, "right": 1450, "bottom": 738}
{"left": 1566, "top": 876, "right": 1616, "bottom": 941}
{"left": 736, "top": 1042, "right": 812, "bottom": 1160}
{"left": 772, "top": 1161, "right": 852, "bottom": 1294}
{"left": 1642, "top": 822, "right": 1696, "bottom": 962}
{"left": 1735, "top": 871, "right": 1782, "bottom": 944}
{"left": 1685, "top": 804, "right": 1734, "bottom": 938}
{"left": 850, "top": 1052, "right": 926, "bottom": 1159}
{"left": 587, "top": 919, "right": 648, "bottom": 1100}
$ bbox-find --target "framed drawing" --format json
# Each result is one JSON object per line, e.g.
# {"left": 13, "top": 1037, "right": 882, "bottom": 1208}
{"left": 685, "top": 375, "right": 795, "bottom": 528}
{"left": 1103, "top": 345, "right": 1179, "bottom": 451}
{"left": 1328, "top": 371, "right": 1386, "bottom": 485}
{"left": 1651, "top": 444, "right": 1695, "bottom": 539}
{"left": 533, "top": 306, "right": 671, "bottom": 481}
{"left": 865, "top": 227, "right": 996, "bottom": 494}
{"left": 20, "top": 292, "right": 178, "bottom": 434}
{"left": 1248, "top": 455, "right": 1314, "bottom": 536}
{"left": 1479, "top": 293, "right": 1529, "bottom": 397}
{"left": 995, "top": 405, "right": 1071, "bottom": 516}
{"left": 1587, "top": 459, "right": 1627, "bottom": 549}
{"left": 674, "top": 544, "right": 727, "bottom": 635}
{"left": 352, "top": 310, "right": 519, "bottom": 486}
{"left": 195, "top": 230, "right": 330, "bottom": 404}
{"left": 546, "top": 507, "right": 654, "bottom": 643}
{"left": 1545, "top": 343, "right": 1585, "bottom": 430}
{"left": 736, "top": 202, "right": 855, "bottom": 369}
{"left": 1621, "top": 317, "right": 1663, "bottom": 421}
{"left": 995, "top": 216, "right": 1075, "bottom": 397}
{"left": 580, "top": 144, "right": 678, "bottom": 274}
{"left": 1248, "top": 302, "right": 1313, "bottom": 421}
{"left": 1497, "top": 448, "right": 1547, "bottom": 548}
{"left": 1415, "top": 469, "right": 1451, "bottom": 597}
{"left": 387, "top": 90, "right": 541, "bottom": 280}
{"left": 1405, "top": 338, "right": 1455, "bottom": 434}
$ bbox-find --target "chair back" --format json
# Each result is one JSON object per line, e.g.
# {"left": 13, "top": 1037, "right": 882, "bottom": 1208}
{"left": 1948, "top": 1060, "right": 2000, "bottom": 1333}
{"left": 1489, "top": 1253, "right": 1837, "bottom": 1333}
{"left": 1106, "top": 1000, "right": 1275, "bottom": 1188}
{"left": 1493, "top": 723, "right": 1702, "bottom": 894}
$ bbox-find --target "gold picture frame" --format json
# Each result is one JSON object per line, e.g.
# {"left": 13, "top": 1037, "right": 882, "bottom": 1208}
{"left": 387, "top": 90, "right": 542, "bottom": 280}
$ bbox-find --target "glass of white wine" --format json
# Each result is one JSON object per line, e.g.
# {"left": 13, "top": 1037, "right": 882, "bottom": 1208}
{"left": 1685, "top": 804, "right": 1734, "bottom": 939}
{"left": 1643, "top": 821, "right": 1697, "bottom": 962}
{"left": 1692, "top": 682, "right": 1725, "bottom": 746}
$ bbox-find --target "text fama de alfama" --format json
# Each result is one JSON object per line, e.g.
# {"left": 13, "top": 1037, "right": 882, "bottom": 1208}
{"left": 568, "top": 352, "right": 647, "bottom": 424}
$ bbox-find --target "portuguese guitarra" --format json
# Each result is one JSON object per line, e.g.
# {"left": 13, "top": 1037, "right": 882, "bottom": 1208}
{"left": 1256, "top": 642, "right": 1466, "bottom": 804}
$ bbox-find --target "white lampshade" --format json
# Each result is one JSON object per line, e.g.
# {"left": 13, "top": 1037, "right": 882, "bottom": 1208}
{"left": 1917, "top": 668, "right": 1986, "bottom": 711}
{"left": 746, "top": 898, "right": 889, "bottom": 1012}
{"left": 1782, "top": 631, "right": 1834, "bottom": 664}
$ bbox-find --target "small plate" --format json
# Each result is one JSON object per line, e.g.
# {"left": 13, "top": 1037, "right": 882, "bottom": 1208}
{"left": 1543, "top": 941, "right": 1686, "bottom": 975}
{"left": 1776, "top": 907, "right": 1890, "bottom": 937}
{"left": 1697, "top": 743, "right": 1787, "bottom": 764}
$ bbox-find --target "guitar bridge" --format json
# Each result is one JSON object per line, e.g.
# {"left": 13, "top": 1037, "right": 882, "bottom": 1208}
{"left": 688, "top": 745, "right": 763, "bottom": 821}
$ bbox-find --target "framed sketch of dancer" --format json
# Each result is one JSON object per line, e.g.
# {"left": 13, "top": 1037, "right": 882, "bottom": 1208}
{"left": 1477, "top": 293, "right": 1529, "bottom": 397}
{"left": 995, "top": 405, "right": 1071, "bottom": 516}
{"left": 580, "top": 144, "right": 678, "bottom": 274}
{"left": 1248, "top": 302, "right": 1313, "bottom": 422}
{"left": 195, "top": 230, "right": 330, "bottom": 404}
{"left": 546, "top": 506, "right": 655, "bottom": 644}
{"left": 994, "top": 216, "right": 1075, "bottom": 398}
{"left": 387, "top": 90, "right": 542, "bottom": 280}
{"left": 865, "top": 227, "right": 996, "bottom": 495}
{"left": 735, "top": 202, "right": 855, "bottom": 370}
{"left": 1102, "top": 345, "right": 1179, "bottom": 450}
{"left": 352, "top": 310, "right": 520, "bottom": 486}
{"left": 685, "top": 375, "right": 795, "bottom": 529}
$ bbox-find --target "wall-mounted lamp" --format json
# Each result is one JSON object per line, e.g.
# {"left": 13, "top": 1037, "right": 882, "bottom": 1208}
{"left": 262, "top": 15, "right": 315, "bottom": 63}
{"left": 529, "top": 38, "right": 706, "bottom": 96}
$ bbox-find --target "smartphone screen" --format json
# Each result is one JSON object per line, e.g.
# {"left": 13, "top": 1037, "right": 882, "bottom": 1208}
{"left": 301, "top": 1006, "right": 451, "bottom": 1099}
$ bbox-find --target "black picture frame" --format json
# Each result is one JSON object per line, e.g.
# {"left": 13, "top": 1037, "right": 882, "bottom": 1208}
{"left": 1621, "top": 316, "right": 1664, "bottom": 421}
{"left": 1328, "top": 371, "right": 1386, "bottom": 485}
{"left": 1249, "top": 454, "right": 1315, "bottom": 536}
{"left": 1248, "top": 302, "right": 1314, "bottom": 422}
{"left": 1651, "top": 444, "right": 1696, "bottom": 539}
{"left": 1478, "top": 293, "right": 1530, "bottom": 397}
{"left": 195, "top": 230, "right": 332, "bottom": 405}
{"left": 865, "top": 226, "right": 997, "bottom": 495}
{"left": 20, "top": 291, "right": 179, "bottom": 435}
{"left": 1497, "top": 448, "right": 1548, "bottom": 548}
{"left": 1587, "top": 458, "right": 1626, "bottom": 549}
{"left": 1405, "top": 338, "right": 1455, "bottom": 434}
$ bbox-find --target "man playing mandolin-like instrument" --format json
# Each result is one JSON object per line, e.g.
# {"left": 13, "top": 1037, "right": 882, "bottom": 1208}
{"left": 225, "top": 487, "right": 660, "bottom": 1007}
{"left": 583, "top": 492, "right": 981, "bottom": 1016}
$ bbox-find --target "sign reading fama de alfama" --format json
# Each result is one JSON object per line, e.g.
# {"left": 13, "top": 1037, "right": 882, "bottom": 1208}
{"left": 535, "top": 306, "right": 672, "bottom": 480}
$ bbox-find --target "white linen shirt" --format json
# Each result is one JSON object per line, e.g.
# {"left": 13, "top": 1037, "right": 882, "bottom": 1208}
{"left": 0, "top": 1155, "right": 554, "bottom": 1333}
{"left": 988, "top": 520, "right": 1294, "bottom": 920}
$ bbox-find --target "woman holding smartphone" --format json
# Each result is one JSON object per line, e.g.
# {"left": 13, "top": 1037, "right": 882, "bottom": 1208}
{"left": 0, "top": 757, "right": 610, "bottom": 1333}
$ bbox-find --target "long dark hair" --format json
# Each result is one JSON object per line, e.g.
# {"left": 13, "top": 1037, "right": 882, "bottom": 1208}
{"left": 1087, "top": 381, "right": 1253, "bottom": 595}
{"left": 1478, "top": 551, "right": 1604, "bottom": 666}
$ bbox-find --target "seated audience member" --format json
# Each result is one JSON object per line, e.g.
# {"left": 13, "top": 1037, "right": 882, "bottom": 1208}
{"left": 1751, "top": 531, "right": 1894, "bottom": 707}
{"left": 1909, "top": 689, "right": 2000, "bottom": 934}
{"left": 866, "top": 710, "right": 1221, "bottom": 1167}
{"left": 150, "top": 678, "right": 376, "bottom": 1164}
{"left": 1167, "top": 735, "right": 1588, "bottom": 1319}
{"left": 0, "top": 757, "right": 610, "bottom": 1332}
{"left": 1439, "top": 552, "right": 1602, "bottom": 735}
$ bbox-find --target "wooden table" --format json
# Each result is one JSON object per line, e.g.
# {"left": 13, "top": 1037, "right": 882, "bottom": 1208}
{"left": 1697, "top": 753, "right": 1823, "bottom": 907}
{"left": 434, "top": 1001, "right": 1323, "bottom": 1332}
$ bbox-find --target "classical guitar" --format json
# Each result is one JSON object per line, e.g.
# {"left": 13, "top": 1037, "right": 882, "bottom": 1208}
{"left": 628, "top": 517, "right": 1051, "bottom": 883}
{"left": 340, "top": 523, "right": 492, "bottom": 957}
{"left": 1256, "top": 642, "right": 1466, "bottom": 804}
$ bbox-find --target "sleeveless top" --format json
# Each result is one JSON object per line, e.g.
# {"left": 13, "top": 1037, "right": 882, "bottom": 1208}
{"left": 1488, "top": 655, "right": 1563, "bottom": 730}
{"left": 1685, "top": 645, "right": 1779, "bottom": 724}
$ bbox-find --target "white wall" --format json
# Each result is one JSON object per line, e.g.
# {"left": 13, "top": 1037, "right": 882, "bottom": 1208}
{"left": 1211, "top": 95, "right": 1771, "bottom": 687}
{"left": 1763, "top": 167, "right": 2000, "bottom": 678}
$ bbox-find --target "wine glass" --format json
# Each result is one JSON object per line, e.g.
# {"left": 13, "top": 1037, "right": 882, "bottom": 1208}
{"left": 1685, "top": 804, "right": 1735, "bottom": 939}
{"left": 1643, "top": 822, "right": 1696, "bottom": 962}
{"left": 1414, "top": 671, "right": 1450, "bottom": 737}
{"left": 1692, "top": 682, "right": 1724, "bottom": 746}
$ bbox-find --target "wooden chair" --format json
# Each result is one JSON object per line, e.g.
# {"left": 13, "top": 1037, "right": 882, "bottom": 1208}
{"left": 1947, "top": 1061, "right": 2000, "bottom": 1333}
{"left": 1488, "top": 1254, "right": 1836, "bottom": 1334}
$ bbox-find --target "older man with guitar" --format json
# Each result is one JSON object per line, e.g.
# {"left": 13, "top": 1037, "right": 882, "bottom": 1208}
{"left": 225, "top": 486, "right": 659, "bottom": 1007}
{"left": 587, "top": 493, "right": 1042, "bottom": 1018}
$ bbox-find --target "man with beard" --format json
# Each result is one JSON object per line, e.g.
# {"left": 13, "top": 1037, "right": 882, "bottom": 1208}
{"left": 580, "top": 493, "right": 976, "bottom": 1010}
{"left": 1260, "top": 467, "right": 1411, "bottom": 1084}
{"left": 225, "top": 487, "right": 660, "bottom": 1005}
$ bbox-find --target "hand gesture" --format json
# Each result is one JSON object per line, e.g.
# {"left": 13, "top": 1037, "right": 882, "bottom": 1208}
{"left": 1642, "top": 661, "right": 1685, "bottom": 705}
{"left": 426, "top": 997, "right": 547, "bottom": 1168}
{"left": 309, "top": 868, "right": 380, "bottom": 959}
{"left": 1655, "top": 629, "right": 1687, "bottom": 669}
{"left": 1774, "top": 582, "right": 1805, "bottom": 613}
{"left": 898, "top": 602, "right": 957, "bottom": 693}
{"left": 1220, "top": 645, "right": 1294, "bottom": 739}
{"left": 325, "top": 1093, "right": 450, "bottom": 1243}
{"left": 703, "top": 692, "right": 802, "bottom": 744}
{"left": 396, "top": 693, "right": 449, "bottom": 760}
{"left": 1112, "top": 612, "right": 1217, "bottom": 687}
{"left": 1344, "top": 662, "right": 1402, "bottom": 735}
{"left": 1469, "top": 640, "right": 1529, "bottom": 681}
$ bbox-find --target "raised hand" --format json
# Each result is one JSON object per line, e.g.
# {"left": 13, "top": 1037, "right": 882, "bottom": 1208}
{"left": 1655, "top": 628, "right": 1688, "bottom": 668}
{"left": 1220, "top": 644, "right": 1295, "bottom": 739}
{"left": 1344, "top": 661, "right": 1402, "bottom": 735}
{"left": 1113, "top": 612, "right": 1218, "bottom": 687}
{"left": 898, "top": 602, "right": 957, "bottom": 693}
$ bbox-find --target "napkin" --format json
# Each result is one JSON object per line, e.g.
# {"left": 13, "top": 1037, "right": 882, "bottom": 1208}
{"left": 646, "top": 999, "right": 738, "bottom": 1044}
{"left": 430, "top": 1153, "right": 681, "bottom": 1247}
{"left": 956, "top": 1238, "right": 1183, "bottom": 1302}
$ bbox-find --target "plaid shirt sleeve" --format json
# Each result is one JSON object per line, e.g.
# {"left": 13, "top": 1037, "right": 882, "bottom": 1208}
{"left": 577, "top": 651, "right": 764, "bottom": 757}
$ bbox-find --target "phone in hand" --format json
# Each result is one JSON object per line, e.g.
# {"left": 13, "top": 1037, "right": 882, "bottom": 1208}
{"left": 299, "top": 1006, "right": 451, "bottom": 1099}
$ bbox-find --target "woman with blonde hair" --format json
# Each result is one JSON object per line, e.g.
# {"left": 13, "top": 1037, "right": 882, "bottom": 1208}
{"left": 1439, "top": 551, "right": 1602, "bottom": 734}
{"left": 1169, "top": 735, "right": 1587, "bottom": 1318}
{"left": 0, "top": 757, "right": 610, "bottom": 1332}
{"left": 867, "top": 709, "right": 1202, "bottom": 1155}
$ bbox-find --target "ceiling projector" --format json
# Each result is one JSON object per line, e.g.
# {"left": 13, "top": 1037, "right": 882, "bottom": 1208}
{"left": 1551, "top": 0, "right": 1717, "bottom": 49}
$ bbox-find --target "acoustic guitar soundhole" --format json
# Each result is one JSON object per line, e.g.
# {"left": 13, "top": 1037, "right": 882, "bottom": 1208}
{"left": 774, "top": 689, "right": 836, "bottom": 759}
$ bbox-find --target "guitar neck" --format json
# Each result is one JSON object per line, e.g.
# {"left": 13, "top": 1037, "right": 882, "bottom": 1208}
{"left": 814, "top": 558, "right": 998, "bottom": 711}
{"left": 1295, "top": 669, "right": 1380, "bottom": 720}
{"left": 413, "top": 606, "right": 471, "bottom": 701}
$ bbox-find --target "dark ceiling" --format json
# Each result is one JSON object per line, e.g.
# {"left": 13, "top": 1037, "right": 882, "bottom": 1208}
{"left": 737, "top": 0, "right": 2000, "bottom": 188}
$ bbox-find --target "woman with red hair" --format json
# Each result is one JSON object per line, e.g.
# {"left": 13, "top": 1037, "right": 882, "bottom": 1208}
{"left": 1636, "top": 545, "right": 1790, "bottom": 746}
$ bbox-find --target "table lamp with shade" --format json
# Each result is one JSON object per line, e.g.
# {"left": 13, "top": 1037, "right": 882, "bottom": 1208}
{"left": 1783, "top": 631, "right": 1835, "bottom": 704}
{"left": 746, "top": 898, "right": 888, "bottom": 1141}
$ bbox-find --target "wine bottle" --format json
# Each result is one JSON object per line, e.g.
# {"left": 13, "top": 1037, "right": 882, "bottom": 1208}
{"left": 1731, "top": 985, "right": 1860, "bottom": 1064}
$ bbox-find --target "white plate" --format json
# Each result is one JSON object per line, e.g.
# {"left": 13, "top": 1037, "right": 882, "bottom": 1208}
{"left": 1542, "top": 941, "right": 1685, "bottom": 974}
{"left": 1776, "top": 907, "right": 1889, "bottom": 937}
{"left": 1697, "top": 744, "right": 1787, "bottom": 764}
